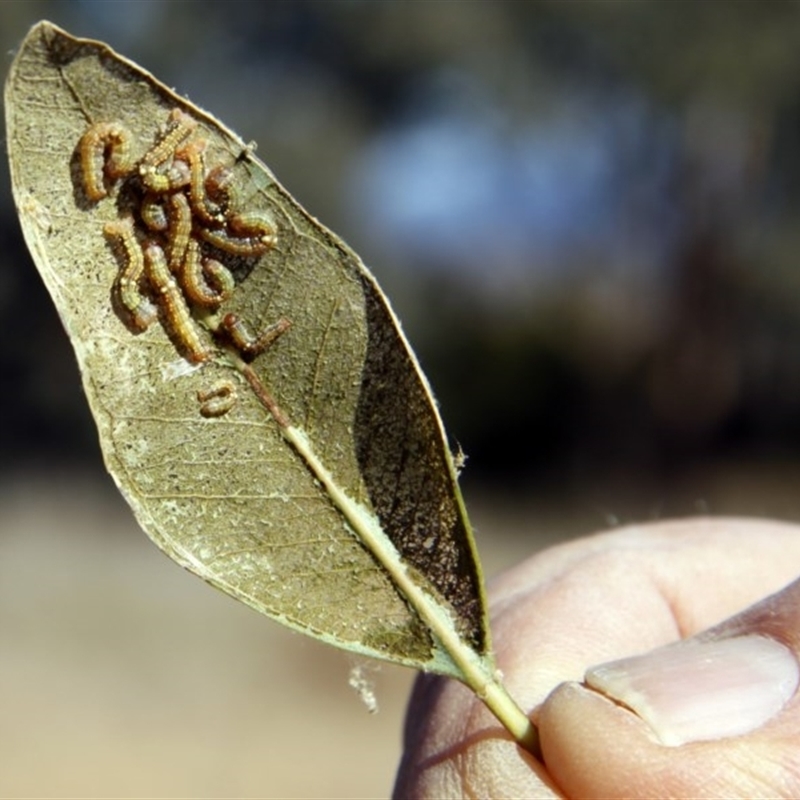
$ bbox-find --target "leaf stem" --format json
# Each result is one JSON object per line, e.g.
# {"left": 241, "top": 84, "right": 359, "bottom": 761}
{"left": 234, "top": 357, "right": 541, "bottom": 757}
{"left": 284, "top": 422, "right": 541, "bottom": 757}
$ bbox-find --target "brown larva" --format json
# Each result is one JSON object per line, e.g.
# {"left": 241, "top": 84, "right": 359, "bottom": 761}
{"left": 220, "top": 313, "right": 291, "bottom": 360}
{"left": 143, "top": 240, "right": 213, "bottom": 364}
{"left": 204, "top": 165, "right": 237, "bottom": 214}
{"left": 166, "top": 191, "right": 193, "bottom": 272}
{"left": 103, "top": 215, "right": 157, "bottom": 330}
{"left": 176, "top": 138, "right": 227, "bottom": 225}
{"left": 138, "top": 109, "right": 195, "bottom": 193}
{"left": 180, "top": 239, "right": 235, "bottom": 309}
{"left": 229, "top": 212, "right": 278, "bottom": 245}
{"left": 140, "top": 193, "right": 169, "bottom": 231}
{"left": 79, "top": 121, "right": 134, "bottom": 201}
{"left": 198, "top": 211, "right": 277, "bottom": 257}
{"left": 197, "top": 379, "right": 238, "bottom": 417}
{"left": 139, "top": 157, "right": 191, "bottom": 194}
{"left": 140, "top": 109, "right": 196, "bottom": 172}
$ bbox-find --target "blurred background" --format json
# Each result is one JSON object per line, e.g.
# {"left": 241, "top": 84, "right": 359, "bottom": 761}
{"left": 3, "top": 1, "right": 800, "bottom": 797}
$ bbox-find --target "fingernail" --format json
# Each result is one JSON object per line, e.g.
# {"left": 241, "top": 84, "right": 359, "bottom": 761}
{"left": 585, "top": 634, "right": 799, "bottom": 746}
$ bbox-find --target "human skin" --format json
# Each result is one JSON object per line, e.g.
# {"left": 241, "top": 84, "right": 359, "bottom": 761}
{"left": 393, "top": 518, "right": 800, "bottom": 798}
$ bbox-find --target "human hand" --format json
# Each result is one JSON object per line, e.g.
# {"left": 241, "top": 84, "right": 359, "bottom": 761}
{"left": 394, "top": 518, "right": 800, "bottom": 798}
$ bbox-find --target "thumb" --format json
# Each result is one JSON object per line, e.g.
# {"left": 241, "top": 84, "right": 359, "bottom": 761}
{"left": 540, "top": 577, "right": 800, "bottom": 798}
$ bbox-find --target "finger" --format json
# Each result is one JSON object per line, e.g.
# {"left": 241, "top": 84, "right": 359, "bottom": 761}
{"left": 393, "top": 518, "right": 800, "bottom": 799}
{"left": 542, "top": 577, "right": 800, "bottom": 799}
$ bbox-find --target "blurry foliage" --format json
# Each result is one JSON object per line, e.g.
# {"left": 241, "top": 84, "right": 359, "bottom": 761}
{"left": 4, "top": 0, "right": 800, "bottom": 497}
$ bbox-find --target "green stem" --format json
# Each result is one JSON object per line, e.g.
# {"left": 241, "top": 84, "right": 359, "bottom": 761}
{"left": 285, "top": 422, "right": 541, "bottom": 757}
{"left": 236, "top": 356, "right": 541, "bottom": 757}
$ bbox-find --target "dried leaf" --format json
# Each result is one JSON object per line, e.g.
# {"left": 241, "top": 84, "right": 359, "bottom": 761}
{"left": 5, "top": 21, "right": 536, "bottom": 750}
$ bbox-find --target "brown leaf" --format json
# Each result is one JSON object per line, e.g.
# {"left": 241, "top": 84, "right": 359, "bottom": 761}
{"left": 6, "top": 22, "right": 540, "bottom": 753}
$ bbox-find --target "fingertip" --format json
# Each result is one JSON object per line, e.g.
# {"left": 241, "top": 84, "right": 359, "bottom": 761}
{"left": 539, "top": 675, "right": 800, "bottom": 799}
{"left": 540, "top": 682, "right": 646, "bottom": 798}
